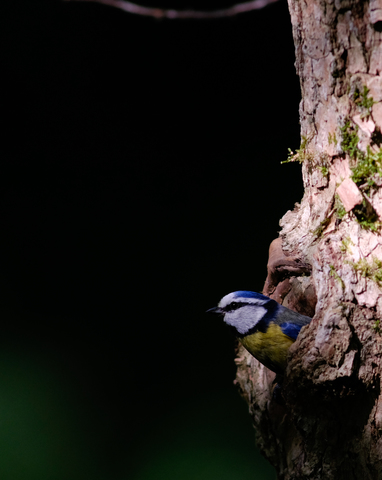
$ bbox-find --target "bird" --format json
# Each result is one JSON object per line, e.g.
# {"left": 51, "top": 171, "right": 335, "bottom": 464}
{"left": 207, "top": 290, "right": 312, "bottom": 375}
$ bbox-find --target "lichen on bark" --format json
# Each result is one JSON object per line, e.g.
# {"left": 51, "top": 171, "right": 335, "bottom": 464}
{"left": 235, "top": 1, "right": 382, "bottom": 478}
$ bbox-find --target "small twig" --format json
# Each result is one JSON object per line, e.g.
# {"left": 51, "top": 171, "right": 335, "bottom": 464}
{"left": 62, "top": 0, "right": 280, "bottom": 19}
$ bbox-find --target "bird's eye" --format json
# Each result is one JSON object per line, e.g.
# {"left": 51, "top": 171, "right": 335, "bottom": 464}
{"left": 230, "top": 302, "right": 239, "bottom": 310}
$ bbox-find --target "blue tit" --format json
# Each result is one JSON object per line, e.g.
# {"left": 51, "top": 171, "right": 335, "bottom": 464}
{"left": 207, "top": 290, "right": 312, "bottom": 375}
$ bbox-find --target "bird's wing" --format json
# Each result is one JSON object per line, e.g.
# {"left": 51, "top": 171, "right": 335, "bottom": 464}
{"left": 275, "top": 305, "right": 312, "bottom": 341}
{"left": 279, "top": 322, "right": 302, "bottom": 341}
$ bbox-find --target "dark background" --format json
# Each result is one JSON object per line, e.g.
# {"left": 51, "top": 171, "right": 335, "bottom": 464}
{"left": 1, "top": 0, "right": 302, "bottom": 478}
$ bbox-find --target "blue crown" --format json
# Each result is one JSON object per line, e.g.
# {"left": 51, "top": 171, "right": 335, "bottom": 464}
{"left": 233, "top": 290, "right": 271, "bottom": 302}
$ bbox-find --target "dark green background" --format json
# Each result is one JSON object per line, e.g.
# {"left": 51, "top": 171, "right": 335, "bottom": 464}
{"left": 1, "top": 0, "right": 302, "bottom": 478}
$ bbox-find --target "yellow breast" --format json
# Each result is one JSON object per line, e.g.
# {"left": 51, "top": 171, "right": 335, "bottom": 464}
{"left": 240, "top": 322, "right": 294, "bottom": 374}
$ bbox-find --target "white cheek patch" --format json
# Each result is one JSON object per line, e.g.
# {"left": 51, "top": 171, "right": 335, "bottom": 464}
{"left": 224, "top": 305, "right": 267, "bottom": 335}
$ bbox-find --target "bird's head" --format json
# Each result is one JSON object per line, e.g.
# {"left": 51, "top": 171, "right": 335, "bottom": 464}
{"left": 207, "top": 290, "right": 279, "bottom": 336}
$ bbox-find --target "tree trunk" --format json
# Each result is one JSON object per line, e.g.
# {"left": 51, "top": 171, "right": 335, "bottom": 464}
{"left": 235, "top": 1, "right": 382, "bottom": 478}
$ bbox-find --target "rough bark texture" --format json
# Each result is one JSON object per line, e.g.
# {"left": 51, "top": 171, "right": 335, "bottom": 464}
{"left": 235, "top": 1, "right": 382, "bottom": 479}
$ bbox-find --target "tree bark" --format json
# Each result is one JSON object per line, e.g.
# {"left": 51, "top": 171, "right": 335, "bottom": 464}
{"left": 235, "top": 1, "right": 382, "bottom": 479}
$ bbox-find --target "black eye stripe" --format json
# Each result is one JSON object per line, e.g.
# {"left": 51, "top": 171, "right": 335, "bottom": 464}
{"left": 225, "top": 302, "right": 246, "bottom": 312}
{"left": 223, "top": 300, "right": 267, "bottom": 312}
